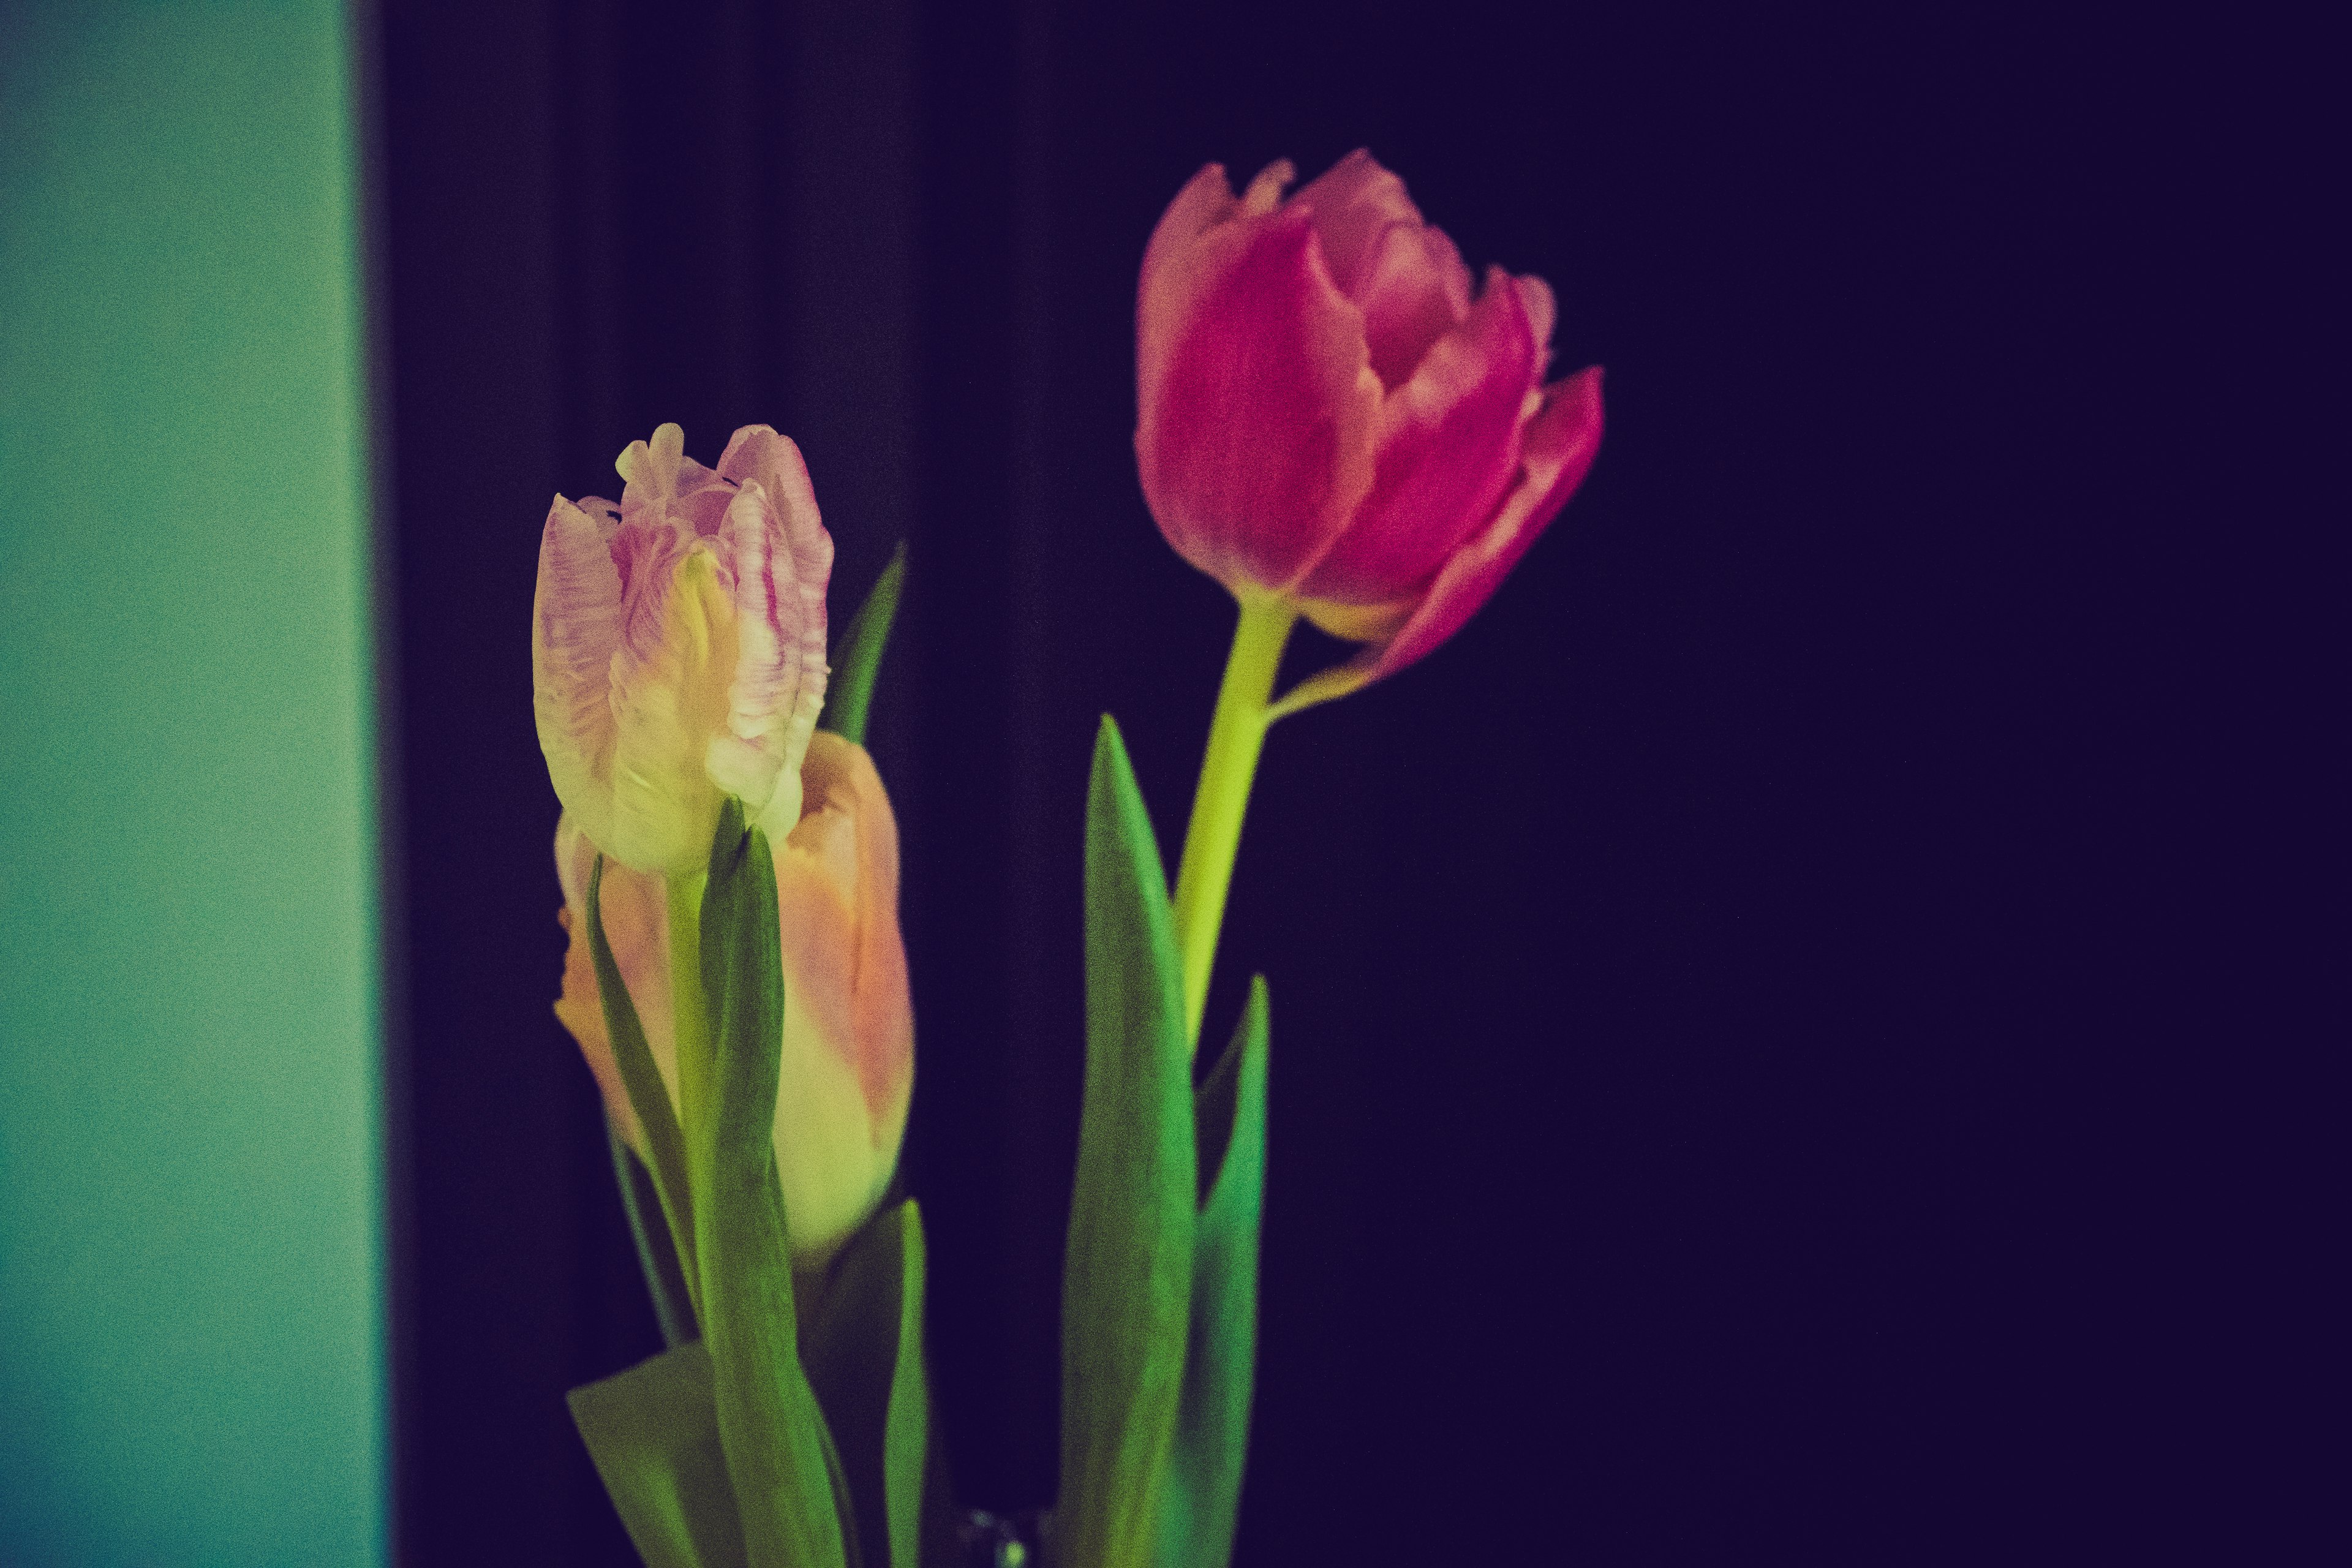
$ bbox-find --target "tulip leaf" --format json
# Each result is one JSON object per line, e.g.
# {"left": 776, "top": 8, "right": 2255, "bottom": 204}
{"left": 804, "top": 1200, "right": 932, "bottom": 1568}
{"left": 590, "top": 856, "right": 701, "bottom": 1320}
{"left": 1153, "top": 978, "right": 1270, "bottom": 1568}
{"left": 611, "top": 1123, "right": 699, "bottom": 1349}
{"left": 820, "top": 541, "right": 906, "bottom": 748}
{"left": 1061, "top": 715, "right": 1196, "bottom": 1568}
{"left": 568, "top": 1339, "right": 749, "bottom": 1568}
{"left": 693, "top": 799, "right": 852, "bottom": 1568}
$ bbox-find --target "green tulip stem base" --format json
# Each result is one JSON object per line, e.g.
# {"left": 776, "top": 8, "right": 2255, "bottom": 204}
{"left": 666, "top": 871, "right": 715, "bottom": 1152}
{"left": 1172, "top": 593, "right": 1297, "bottom": 1052}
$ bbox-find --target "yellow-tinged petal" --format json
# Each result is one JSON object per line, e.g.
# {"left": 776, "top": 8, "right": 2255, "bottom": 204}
{"left": 772, "top": 995, "right": 890, "bottom": 1275}
{"left": 610, "top": 546, "right": 741, "bottom": 873}
{"left": 1298, "top": 595, "right": 1415, "bottom": 644}
{"left": 772, "top": 732, "right": 912, "bottom": 1270}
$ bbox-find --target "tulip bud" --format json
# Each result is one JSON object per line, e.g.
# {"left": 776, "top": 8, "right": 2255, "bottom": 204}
{"left": 1136, "top": 150, "right": 1604, "bottom": 706}
{"left": 533, "top": 422, "right": 832, "bottom": 875}
{"left": 554, "top": 731, "right": 914, "bottom": 1272}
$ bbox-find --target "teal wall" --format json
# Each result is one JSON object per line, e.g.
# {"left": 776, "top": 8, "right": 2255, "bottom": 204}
{"left": 0, "top": 4, "right": 387, "bottom": 1563}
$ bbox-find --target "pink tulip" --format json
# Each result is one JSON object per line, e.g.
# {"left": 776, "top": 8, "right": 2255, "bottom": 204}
{"left": 534, "top": 422, "right": 832, "bottom": 875}
{"left": 554, "top": 731, "right": 914, "bottom": 1271}
{"left": 1136, "top": 150, "right": 1604, "bottom": 706}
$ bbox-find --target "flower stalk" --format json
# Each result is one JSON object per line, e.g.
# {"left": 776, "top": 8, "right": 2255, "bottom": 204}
{"left": 1172, "top": 594, "right": 1297, "bottom": 1050}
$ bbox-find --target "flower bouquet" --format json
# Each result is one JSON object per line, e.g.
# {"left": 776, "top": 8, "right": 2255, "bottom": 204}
{"left": 531, "top": 151, "right": 1601, "bottom": 1568}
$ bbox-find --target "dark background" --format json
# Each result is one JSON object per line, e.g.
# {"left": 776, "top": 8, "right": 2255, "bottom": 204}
{"left": 372, "top": 1, "right": 2304, "bottom": 1561}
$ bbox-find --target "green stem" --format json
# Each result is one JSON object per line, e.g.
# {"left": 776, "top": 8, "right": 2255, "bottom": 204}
{"left": 665, "top": 872, "right": 714, "bottom": 1173}
{"left": 1172, "top": 594, "right": 1297, "bottom": 1052}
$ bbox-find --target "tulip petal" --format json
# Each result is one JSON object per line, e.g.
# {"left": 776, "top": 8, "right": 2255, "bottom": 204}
{"left": 557, "top": 904, "right": 640, "bottom": 1148}
{"left": 1516, "top": 274, "right": 1556, "bottom": 372}
{"left": 614, "top": 522, "right": 688, "bottom": 669}
{"left": 771, "top": 1006, "right": 889, "bottom": 1275}
{"left": 1237, "top": 158, "right": 1294, "bottom": 217}
{"left": 1136, "top": 205, "right": 1383, "bottom": 593}
{"left": 1272, "top": 366, "right": 1602, "bottom": 717}
{"left": 554, "top": 813, "right": 681, "bottom": 1126}
{"left": 772, "top": 733, "right": 912, "bottom": 1268}
{"left": 1298, "top": 595, "right": 1415, "bottom": 645}
{"left": 534, "top": 494, "right": 624, "bottom": 853}
{"left": 674, "top": 464, "right": 736, "bottom": 540}
{"left": 714, "top": 427, "right": 833, "bottom": 842}
{"left": 1136, "top": 163, "right": 1253, "bottom": 447}
{"left": 777, "top": 734, "right": 912, "bottom": 1133}
{"left": 610, "top": 548, "right": 739, "bottom": 872}
{"left": 703, "top": 486, "right": 793, "bottom": 828}
{"left": 704, "top": 462, "right": 830, "bottom": 845}
{"left": 1298, "top": 266, "right": 1537, "bottom": 609}
{"left": 616, "top": 420, "right": 687, "bottom": 499}
{"left": 716, "top": 425, "right": 826, "bottom": 560}
{"left": 1288, "top": 148, "right": 1425, "bottom": 296}
{"left": 1350, "top": 221, "right": 1474, "bottom": 388}
{"left": 1291, "top": 150, "right": 1472, "bottom": 386}
{"left": 1371, "top": 364, "right": 1605, "bottom": 680}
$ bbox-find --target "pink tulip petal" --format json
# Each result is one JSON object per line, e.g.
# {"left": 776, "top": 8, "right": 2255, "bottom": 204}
{"left": 1351, "top": 221, "right": 1474, "bottom": 388}
{"left": 1515, "top": 274, "right": 1556, "bottom": 371}
{"left": 613, "top": 507, "right": 689, "bottom": 668}
{"left": 717, "top": 424, "right": 809, "bottom": 515}
{"left": 1136, "top": 206, "right": 1383, "bottom": 592}
{"left": 1370, "top": 364, "right": 1605, "bottom": 682}
{"left": 1137, "top": 163, "right": 1248, "bottom": 420}
{"left": 1289, "top": 148, "right": 1426, "bottom": 295}
{"left": 617, "top": 423, "right": 738, "bottom": 540}
{"left": 1134, "top": 164, "right": 1291, "bottom": 589}
{"left": 713, "top": 426, "right": 832, "bottom": 839}
{"left": 533, "top": 494, "right": 624, "bottom": 853}
{"left": 1298, "top": 267, "right": 1538, "bottom": 608}
{"left": 1237, "top": 157, "right": 1295, "bottom": 217}
{"left": 674, "top": 473, "right": 735, "bottom": 540}
{"left": 716, "top": 426, "right": 835, "bottom": 639}
{"left": 706, "top": 480, "right": 831, "bottom": 837}
{"left": 616, "top": 421, "right": 686, "bottom": 499}
{"left": 668, "top": 442, "right": 731, "bottom": 538}
{"left": 703, "top": 486, "right": 793, "bottom": 816}
{"left": 1290, "top": 150, "right": 1471, "bottom": 386}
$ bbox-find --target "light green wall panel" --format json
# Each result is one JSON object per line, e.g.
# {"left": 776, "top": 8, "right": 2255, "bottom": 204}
{"left": 0, "top": 3, "right": 387, "bottom": 1563}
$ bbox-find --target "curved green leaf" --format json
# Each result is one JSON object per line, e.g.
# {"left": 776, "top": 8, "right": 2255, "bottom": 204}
{"left": 1061, "top": 715, "right": 1196, "bottom": 1568}
{"left": 695, "top": 801, "right": 850, "bottom": 1568}
{"left": 880, "top": 1212, "right": 929, "bottom": 1568}
{"left": 804, "top": 1200, "right": 931, "bottom": 1568}
{"left": 819, "top": 541, "right": 906, "bottom": 747}
{"left": 1154, "top": 977, "right": 1269, "bottom": 1568}
{"left": 569, "top": 1340, "right": 748, "bottom": 1568}
{"left": 590, "top": 856, "right": 700, "bottom": 1321}
{"left": 611, "top": 1125, "right": 698, "bottom": 1349}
